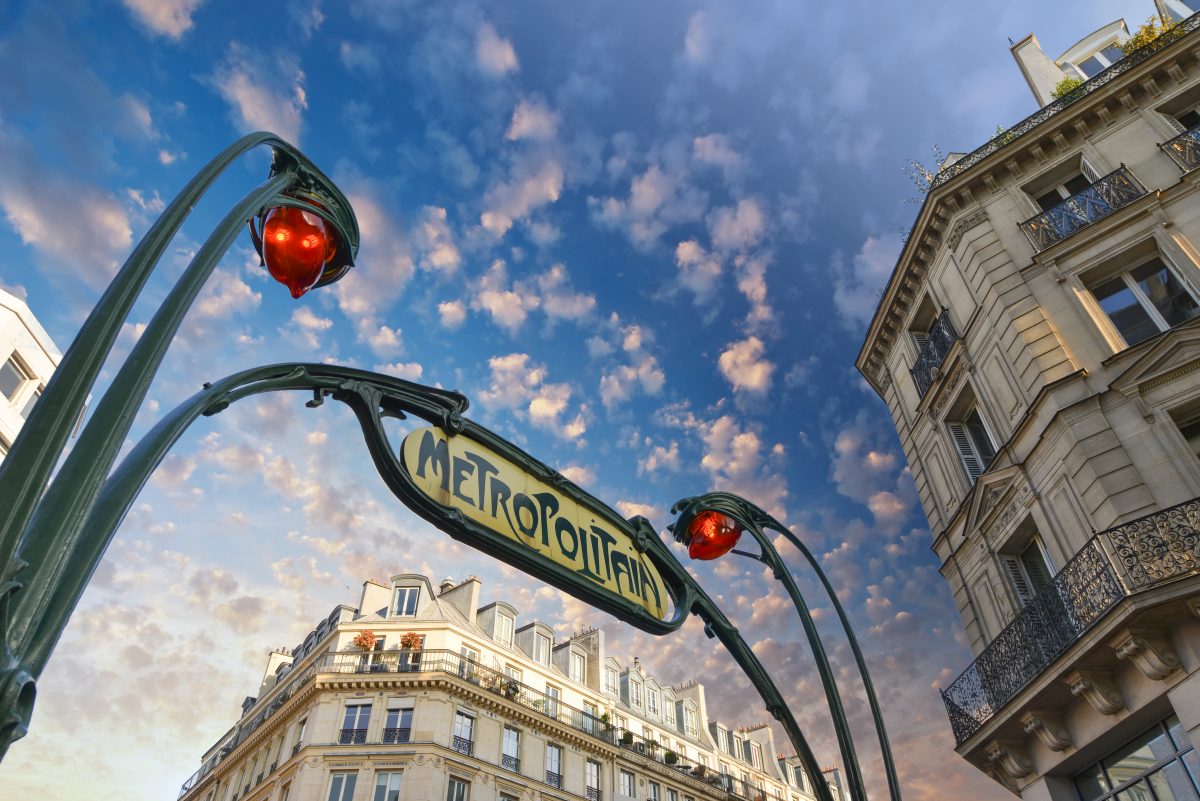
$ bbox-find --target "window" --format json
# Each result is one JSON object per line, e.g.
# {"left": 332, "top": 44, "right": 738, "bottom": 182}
{"left": 502, "top": 726, "right": 521, "bottom": 772}
{"left": 1073, "top": 714, "right": 1198, "bottom": 801}
{"left": 619, "top": 769, "right": 636, "bottom": 795}
{"left": 340, "top": 701, "right": 371, "bottom": 744}
{"left": 545, "top": 684, "right": 561, "bottom": 718}
{"left": 384, "top": 701, "right": 412, "bottom": 743}
{"left": 0, "top": 356, "right": 28, "bottom": 402}
{"left": 750, "top": 742, "right": 763, "bottom": 769}
{"left": 604, "top": 666, "right": 618, "bottom": 693}
{"left": 647, "top": 688, "right": 659, "bottom": 715}
{"left": 1066, "top": 44, "right": 1125, "bottom": 79}
{"left": 727, "top": 731, "right": 738, "bottom": 757}
{"left": 1090, "top": 256, "right": 1200, "bottom": 347}
{"left": 667, "top": 789, "right": 679, "bottom": 801}
{"left": 615, "top": 714, "right": 627, "bottom": 734}
{"left": 570, "top": 651, "right": 586, "bottom": 683}
{"left": 1002, "top": 534, "right": 1054, "bottom": 607}
{"left": 504, "top": 665, "right": 522, "bottom": 685}
{"left": 947, "top": 408, "right": 996, "bottom": 482}
{"left": 684, "top": 707, "right": 697, "bottom": 736}
{"left": 664, "top": 699, "right": 675, "bottom": 727}
{"left": 648, "top": 781, "right": 661, "bottom": 800}
{"left": 793, "top": 766, "right": 807, "bottom": 791}
{"left": 394, "top": 586, "right": 420, "bottom": 616}
{"left": 452, "top": 711, "right": 474, "bottom": 755}
{"left": 583, "top": 701, "right": 599, "bottom": 735}
{"left": 327, "top": 772, "right": 358, "bottom": 801}
{"left": 459, "top": 645, "right": 480, "bottom": 680}
{"left": 586, "top": 760, "right": 601, "bottom": 796}
{"left": 535, "top": 632, "right": 551, "bottom": 664}
{"left": 545, "top": 744, "right": 563, "bottom": 788}
{"left": 630, "top": 680, "right": 642, "bottom": 707}
{"left": 373, "top": 772, "right": 402, "bottom": 801}
{"left": 496, "top": 613, "right": 514, "bottom": 646}
{"left": 446, "top": 777, "right": 470, "bottom": 801}
{"left": 1176, "top": 413, "right": 1200, "bottom": 461}
{"left": 293, "top": 718, "right": 307, "bottom": 753}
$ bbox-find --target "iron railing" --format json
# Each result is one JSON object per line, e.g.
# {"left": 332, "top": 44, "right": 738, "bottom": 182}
{"left": 338, "top": 728, "right": 367, "bottom": 745}
{"left": 501, "top": 754, "right": 520, "bottom": 772}
{"left": 942, "top": 496, "right": 1200, "bottom": 744}
{"left": 382, "top": 727, "right": 410, "bottom": 744}
{"left": 1018, "top": 166, "right": 1146, "bottom": 252}
{"left": 1162, "top": 123, "right": 1200, "bottom": 172}
{"left": 931, "top": 12, "right": 1200, "bottom": 190}
{"left": 909, "top": 309, "right": 957, "bottom": 397}
{"left": 451, "top": 735, "right": 474, "bottom": 756}
{"left": 546, "top": 770, "right": 563, "bottom": 788}
{"left": 586, "top": 787, "right": 601, "bottom": 801}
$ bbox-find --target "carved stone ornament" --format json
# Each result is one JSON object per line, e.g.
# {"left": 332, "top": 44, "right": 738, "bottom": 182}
{"left": 947, "top": 210, "right": 989, "bottom": 251}
{"left": 1111, "top": 628, "right": 1181, "bottom": 681}
{"left": 1064, "top": 669, "right": 1125, "bottom": 715}
{"left": 1020, "top": 709, "right": 1072, "bottom": 752}
{"left": 985, "top": 739, "right": 1034, "bottom": 781}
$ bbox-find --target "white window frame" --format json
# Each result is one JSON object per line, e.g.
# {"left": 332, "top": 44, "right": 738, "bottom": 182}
{"left": 393, "top": 585, "right": 420, "bottom": 616}
{"left": 603, "top": 666, "right": 618, "bottom": 693}
{"left": 630, "top": 680, "right": 642, "bottom": 707}
{"left": 586, "top": 760, "right": 600, "bottom": 791}
{"left": 569, "top": 651, "right": 586, "bottom": 683}
{"left": 619, "top": 770, "right": 635, "bottom": 796}
{"left": 646, "top": 688, "right": 659, "bottom": 716}
{"left": 1086, "top": 254, "right": 1200, "bottom": 349}
{"left": 495, "top": 613, "right": 514, "bottom": 646}
{"left": 502, "top": 726, "right": 520, "bottom": 762}
{"left": 534, "top": 632, "right": 551, "bottom": 665}
{"left": 1064, "top": 41, "right": 1124, "bottom": 80}
{"left": 373, "top": 772, "right": 402, "bottom": 801}
{"left": 327, "top": 772, "right": 358, "bottom": 801}
{"left": 446, "top": 777, "right": 470, "bottom": 801}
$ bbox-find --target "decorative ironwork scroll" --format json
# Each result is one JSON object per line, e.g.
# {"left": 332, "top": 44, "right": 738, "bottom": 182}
{"left": 1018, "top": 167, "right": 1146, "bottom": 252}
{"left": 910, "top": 309, "right": 958, "bottom": 397}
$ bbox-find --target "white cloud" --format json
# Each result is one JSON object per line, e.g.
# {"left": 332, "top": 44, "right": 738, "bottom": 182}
{"left": 693, "top": 133, "right": 743, "bottom": 173}
{"left": 734, "top": 254, "right": 775, "bottom": 334}
{"left": 833, "top": 233, "right": 902, "bottom": 331}
{"left": 437, "top": 300, "right": 467, "bottom": 329}
{"left": 475, "top": 22, "right": 518, "bottom": 76}
{"left": 599, "top": 324, "right": 665, "bottom": 408}
{"left": 470, "top": 260, "right": 540, "bottom": 333}
{"left": 674, "top": 239, "right": 722, "bottom": 302}
{"left": 616, "top": 500, "right": 660, "bottom": 521}
{"left": 212, "top": 44, "right": 307, "bottom": 145}
{"left": 414, "top": 206, "right": 460, "bottom": 273}
{"left": 590, "top": 163, "right": 706, "bottom": 250}
{"left": 638, "top": 441, "right": 680, "bottom": 475}
{"left": 121, "top": 0, "right": 205, "bottom": 39}
{"left": 506, "top": 98, "right": 559, "bottom": 142}
{"left": 192, "top": 268, "right": 261, "bottom": 321}
{"left": 536, "top": 264, "right": 595, "bottom": 322}
{"left": 287, "top": 305, "right": 333, "bottom": 349}
{"left": 708, "top": 197, "right": 765, "bottom": 253}
{"left": 558, "top": 465, "right": 594, "bottom": 486}
{"left": 479, "top": 353, "right": 585, "bottom": 441}
{"left": 480, "top": 155, "right": 564, "bottom": 237}
{"left": 684, "top": 10, "right": 710, "bottom": 62}
{"left": 375, "top": 361, "right": 424, "bottom": 381}
{"left": 718, "top": 336, "right": 775, "bottom": 394}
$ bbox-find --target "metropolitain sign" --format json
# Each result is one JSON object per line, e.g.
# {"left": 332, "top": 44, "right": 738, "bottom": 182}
{"left": 400, "top": 425, "right": 667, "bottom": 620}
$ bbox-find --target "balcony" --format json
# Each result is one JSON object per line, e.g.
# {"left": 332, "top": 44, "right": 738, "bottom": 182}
{"left": 546, "top": 770, "right": 562, "bottom": 788}
{"left": 586, "top": 788, "right": 601, "bottom": 801}
{"left": 338, "top": 728, "right": 367, "bottom": 745}
{"left": 1018, "top": 166, "right": 1146, "bottom": 252}
{"left": 501, "top": 754, "right": 520, "bottom": 772}
{"left": 941, "top": 497, "right": 1200, "bottom": 744}
{"left": 1163, "top": 124, "right": 1200, "bottom": 172}
{"left": 910, "top": 309, "right": 957, "bottom": 398}
{"left": 382, "top": 727, "right": 410, "bottom": 744}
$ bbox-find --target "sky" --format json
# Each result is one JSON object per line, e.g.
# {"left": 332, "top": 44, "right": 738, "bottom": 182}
{"left": 0, "top": 1, "right": 1155, "bottom": 799}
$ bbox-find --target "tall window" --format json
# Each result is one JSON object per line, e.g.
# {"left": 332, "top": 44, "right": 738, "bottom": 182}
{"left": 327, "top": 772, "right": 357, "bottom": 801}
{"left": 570, "top": 651, "right": 586, "bottom": 683}
{"left": 452, "top": 711, "right": 474, "bottom": 755}
{"left": 373, "top": 773, "right": 402, "bottom": 801}
{"left": 750, "top": 742, "right": 762, "bottom": 769}
{"left": 496, "top": 613, "right": 514, "bottom": 646}
{"left": 1090, "top": 256, "right": 1200, "bottom": 347}
{"left": 502, "top": 726, "right": 520, "bottom": 772}
{"left": 583, "top": 701, "right": 599, "bottom": 735}
{"left": 545, "top": 684, "right": 561, "bottom": 719}
{"left": 619, "top": 770, "right": 635, "bottom": 796}
{"left": 545, "top": 744, "right": 563, "bottom": 788}
{"left": 947, "top": 408, "right": 996, "bottom": 482}
{"left": 340, "top": 701, "right": 370, "bottom": 744}
{"left": 648, "top": 781, "right": 660, "bottom": 800}
{"left": 1073, "top": 715, "right": 1198, "bottom": 801}
{"left": 446, "top": 777, "right": 469, "bottom": 801}
{"left": 383, "top": 702, "right": 412, "bottom": 744}
{"left": 394, "top": 586, "right": 420, "bottom": 616}
{"left": 459, "top": 645, "right": 480, "bottom": 681}
{"left": 0, "top": 356, "right": 28, "bottom": 403}
{"left": 1002, "top": 535, "right": 1054, "bottom": 607}
{"left": 667, "top": 790, "right": 679, "bottom": 801}
{"left": 293, "top": 718, "right": 307, "bottom": 753}
{"left": 535, "top": 632, "right": 551, "bottom": 664}
{"left": 646, "top": 688, "right": 659, "bottom": 715}
{"left": 664, "top": 699, "right": 675, "bottom": 727}
{"left": 604, "top": 666, "right": 618, "bottom": 693}
{"left": 630, "top": 680, "right": 642, "bottom": 707}
{"left": 586, "top": 760, "right": 601, "bottom": 794}
{"left": 684, "top": 707, "right": 697, "bottom": 736}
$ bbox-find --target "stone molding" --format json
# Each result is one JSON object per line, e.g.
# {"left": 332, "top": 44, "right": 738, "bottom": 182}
{"left": 985, "top": 739, "right": 1034, "bottom": 781}
{"left": 1020, "top": 709, "right": 1072, "bottom": 752}
{"left": 1064, "top": 669, "right": 1125, "bottom": 715}
{"left": 1111, "top": 627, "right": 1181, "bottom": 681}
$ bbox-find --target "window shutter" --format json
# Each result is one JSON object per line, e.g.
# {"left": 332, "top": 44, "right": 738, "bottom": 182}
{"left": 948, "top": 422, "right": 984, "bottom": 480}
{"left": 966, "top": 414, "right": 996, "bottom": 466}
{"left": 1002, "top": 555, "right": 1035, "bottom": 605}
{"left": 911, "top": 330, "right": 929, "bottom": 351}
{"left": 1162, "top": 112, "right": 1187, "bottom": 134}
{"left": 1020, "top": 543, "right": 1053, "bottom": 591}
{"left": 1080, "top": 157, "right": 1102, "bottom": 184}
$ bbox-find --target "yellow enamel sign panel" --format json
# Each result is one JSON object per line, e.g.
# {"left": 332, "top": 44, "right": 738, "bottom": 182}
{"left": 401, "top": 426, "right": 666, "bottom": 619}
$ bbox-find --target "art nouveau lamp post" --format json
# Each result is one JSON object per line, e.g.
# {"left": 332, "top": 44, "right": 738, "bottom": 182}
{"left": 0, "top": 132, "right": 360, "bottom": 760}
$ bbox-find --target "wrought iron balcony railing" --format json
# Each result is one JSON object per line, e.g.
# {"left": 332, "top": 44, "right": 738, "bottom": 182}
{"left": 451, "top": 735, "right": 474, "bottom": 756}
{"left": 909, "top": 309, "right": 957, "bottom": 398}
{"left": 941, "top": 496, "right": 1200, "bottom": 744}
{"left": 1018, "top": 166, "right": 1146, "bottom": 252}
{"left": 1162, "top": 124, "right": 1200, "bottom": 172}
{"left": 382, "top": 727, "right": 411, "bottom": 744}
{"left": 546, "top": 770, "right": 562, "bottom": 788}
{"left": 932, "top": 11, "right": 1200, "bottom": 190}
{"left": 338, "top": 728, "right": 367, "bottom": 745}
{"left": 586, "top": 787, "right": 601, "bottom": 801}
{"left": 501, "top": 754, "right": 519, "bottom": 772}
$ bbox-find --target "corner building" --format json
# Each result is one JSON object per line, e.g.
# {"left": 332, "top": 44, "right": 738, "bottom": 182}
{"left": 857, "top": 3, "right": 1200, "bottom": 799}
{"left": 175, "top": 573, "right": 842, "bottom": 801}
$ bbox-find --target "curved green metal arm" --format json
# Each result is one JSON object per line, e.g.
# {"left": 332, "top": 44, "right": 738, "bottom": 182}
{"left": 671, "top": 491, "right": 902, "bottom": 801}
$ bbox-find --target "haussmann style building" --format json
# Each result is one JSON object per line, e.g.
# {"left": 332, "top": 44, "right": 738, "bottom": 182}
{"left": 174, "top": 572, "right": 844, "bottom": 801}
{"left": 0, "top": 287, "right": 62, "bottom": 461}
{"left": 856, "top": 3, "right": 1200, "bottom": 800}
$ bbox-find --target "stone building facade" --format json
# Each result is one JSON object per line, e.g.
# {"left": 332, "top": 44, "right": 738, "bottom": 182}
{"left": 175, "top": 573, "right": 841, "bottom": 801}
{"left": 0, "top": 288, "right": 61, "bottom": 461}
{"left": 856, "top": 3, "right": 1200, "bottom": 799}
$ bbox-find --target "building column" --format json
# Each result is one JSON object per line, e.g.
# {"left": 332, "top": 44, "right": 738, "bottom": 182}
{"left": 1019, "top": 774, "right": 1079, "bottom": 801}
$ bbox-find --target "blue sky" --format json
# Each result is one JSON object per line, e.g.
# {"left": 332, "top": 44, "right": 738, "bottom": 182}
{"left": 0, "top": 1, "right": 1149, "bottom": 799}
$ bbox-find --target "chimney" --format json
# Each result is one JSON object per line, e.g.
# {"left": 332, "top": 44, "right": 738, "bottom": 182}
{"left": 439, "top": 577, "right": 456, "bottom": 595}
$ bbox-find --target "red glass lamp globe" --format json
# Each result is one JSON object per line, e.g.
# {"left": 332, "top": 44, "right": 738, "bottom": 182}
{"left": 685, "top": 510, "right": 743, "bottom": 560}
{"left": 261, "top": 206, "right": 340, "bottom": 298}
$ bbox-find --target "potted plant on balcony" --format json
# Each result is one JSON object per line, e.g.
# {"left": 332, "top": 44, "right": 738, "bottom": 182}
{"left": 619, "top": 730, "right": 633, "bottom": 746}
{"left": 664, "top": 750, "right": 678, "bottom": 765}
{"left": 351, "top": 630, "right": 377, "bottom": 651}
{"left": 398, "top": 632, "right": 422, "bottom": 672}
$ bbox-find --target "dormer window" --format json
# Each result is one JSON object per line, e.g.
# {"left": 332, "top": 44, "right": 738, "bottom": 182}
{"left": 495, "top": 612, "right": 514, "bottom": 646}
{"left": 1066, "top": 43, "right": 1124, "bottom": 79}
{"left": 535, "top": 632, "right": 551, "bottom": 665}
{"left": 630, "top": 680, "right": 642, "bottom": 707}
{"left": 394, "top": 585, "right": 420, "bottom": 616}
{"left": 569, "top": 652, "right": 586, "bottom": 683}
